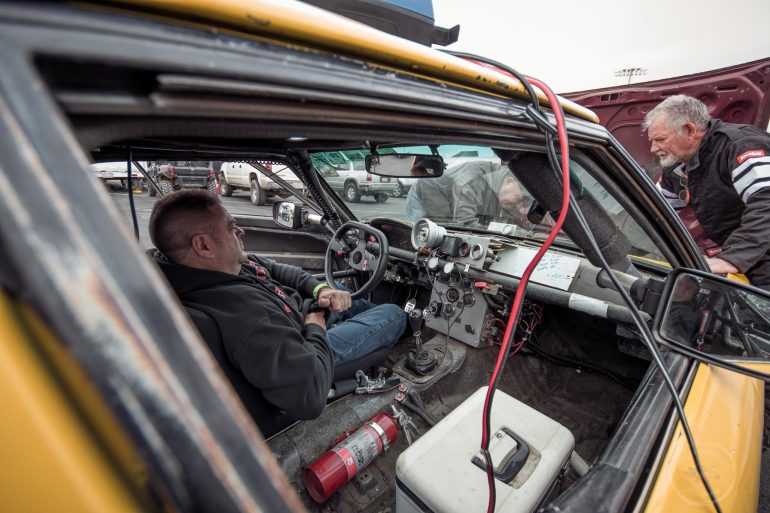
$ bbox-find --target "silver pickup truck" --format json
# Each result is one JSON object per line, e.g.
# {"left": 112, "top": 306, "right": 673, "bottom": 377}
{"left": 312, "top": 157, "right": 398, "bottom": 202}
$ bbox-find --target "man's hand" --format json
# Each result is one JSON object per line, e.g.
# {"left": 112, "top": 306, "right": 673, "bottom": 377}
{"left": 706, "top": 257, "right": 739, "bottom": 275}
{"left": 304, "top": 311, "right": 327, "bottom": 330}
{"left": 316, "top": 288, "right": 352, "bottom": 312}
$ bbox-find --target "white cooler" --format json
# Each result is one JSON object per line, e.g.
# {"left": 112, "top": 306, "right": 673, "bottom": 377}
{"left": 395, "top": 387, "right": 574, "bottom": 513}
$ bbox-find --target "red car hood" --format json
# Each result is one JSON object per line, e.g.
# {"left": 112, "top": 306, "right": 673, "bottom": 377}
{"left": 562, "top": 57, "right": 770, "bottom": 175}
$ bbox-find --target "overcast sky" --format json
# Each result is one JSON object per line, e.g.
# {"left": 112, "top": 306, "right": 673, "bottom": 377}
{"left": 432, "top": 0, "right": 770, "bottom": 93}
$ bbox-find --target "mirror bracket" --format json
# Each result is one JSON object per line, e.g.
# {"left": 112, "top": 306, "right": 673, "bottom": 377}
{"left": 632, "top": 277, "right": 666, "bottom": 316}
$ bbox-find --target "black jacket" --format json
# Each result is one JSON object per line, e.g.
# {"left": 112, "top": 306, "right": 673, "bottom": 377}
{"left": 661, "top": 119, "right": 770, "bottom": 287}
{"left": 157, "top": 254, "right": 333, "bottom": 436}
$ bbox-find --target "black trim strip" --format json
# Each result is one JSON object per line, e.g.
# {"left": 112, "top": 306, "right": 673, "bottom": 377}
{"left": 395, "top": 476, "right": 436, "bottom": 513}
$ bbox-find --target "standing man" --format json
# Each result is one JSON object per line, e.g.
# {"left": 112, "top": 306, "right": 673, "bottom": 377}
{"left": 149, "top": 189, "right": 405, "bottom": 435}
{"left": 645, "top": 95, "right": 770, "bottom": 289}
{"left": 405, "top": 159, "right": 531, "bottom": 227}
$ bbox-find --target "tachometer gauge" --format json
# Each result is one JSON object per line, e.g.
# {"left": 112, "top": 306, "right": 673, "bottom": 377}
{"left": 411, "top": 218, "right": 447, "bottom": 250}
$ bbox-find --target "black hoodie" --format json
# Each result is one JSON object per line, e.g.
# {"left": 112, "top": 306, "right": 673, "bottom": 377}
{"left": 157, "top": 253, "right": 333, "bottom": 435}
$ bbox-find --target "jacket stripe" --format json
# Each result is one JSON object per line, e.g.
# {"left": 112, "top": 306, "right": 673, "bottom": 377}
{"left": 731, "top": 156, "right": 770, "bottom": 181}
{"left": 734, "top": 164, "right": 770, "bottom": 198}
{"left": 740, "top": 177, "right": 770, "bottom": 202}
{"left": 657, "top": 183, "right": 686, "bottom": 210}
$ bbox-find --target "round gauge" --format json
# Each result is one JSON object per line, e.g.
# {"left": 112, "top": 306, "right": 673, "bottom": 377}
{"left": 443, "top": 262, "right": 455, "bottom": 275}
{"left": 410, "top": 218, "right": 447, "bottom": 250}
{"left": 459, "top": 242, "right": 471, "bottom": 257}
{"left": 445, "top": 287, "right": 460, "bottom": 303}
{"left": 470, "top": 243, "right": 484, "bottom": 260}
{"left": 427, "top": 256, "right": 440, "bottom": 270}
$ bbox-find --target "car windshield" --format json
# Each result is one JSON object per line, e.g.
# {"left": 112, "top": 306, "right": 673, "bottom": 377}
{"left": 312, "top": 144, "right": 666, "bottom": 263}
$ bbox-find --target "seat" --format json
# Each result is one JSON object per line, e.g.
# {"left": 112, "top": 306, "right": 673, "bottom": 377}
{"left": 333, "top": 346, "right": 391, "bottom": 381}
{"left": 184, "top": 306, "right": 297, "bottom": 436}
{"left": 183, "top": 306, "right": 392, "bottom": 430}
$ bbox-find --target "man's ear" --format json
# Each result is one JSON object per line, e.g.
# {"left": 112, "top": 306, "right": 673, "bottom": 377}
{"left": 190, "top": 233, "right": 215, "bottom": 259}
{"left": 683, "top": 122, "right": 698, "bottom": 138}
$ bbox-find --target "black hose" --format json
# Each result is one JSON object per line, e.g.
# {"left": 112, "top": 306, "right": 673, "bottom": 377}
{"left": 443, "top": 51, "right": 724, "bottom": 513}
{"left": 539, "top": 103, "right": 725, "bottom": 513}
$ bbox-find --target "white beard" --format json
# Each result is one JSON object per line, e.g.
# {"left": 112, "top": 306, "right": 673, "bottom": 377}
{"left": 659, "top": 153, "right": 680, "bottom": 167}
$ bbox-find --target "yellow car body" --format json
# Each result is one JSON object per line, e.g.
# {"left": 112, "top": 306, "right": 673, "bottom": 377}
{"left": 1, "top": 1, "right": 766, "bottom": 513}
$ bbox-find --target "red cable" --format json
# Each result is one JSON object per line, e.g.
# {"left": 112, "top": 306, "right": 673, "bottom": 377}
{"left": 481, "top": 77, "right": 571, "bottom": 513}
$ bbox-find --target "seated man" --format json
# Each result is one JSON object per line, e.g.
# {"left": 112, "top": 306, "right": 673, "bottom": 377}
{"left": 405, "top": 159, "right": 532, "bottom": 228}
{"left": 149, "top": 189, "right": 406, "bottom": 435}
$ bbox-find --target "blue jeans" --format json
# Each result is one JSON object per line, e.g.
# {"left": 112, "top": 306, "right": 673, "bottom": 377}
{"left": 326, "top": 298, "right": 406, "bottom": 365}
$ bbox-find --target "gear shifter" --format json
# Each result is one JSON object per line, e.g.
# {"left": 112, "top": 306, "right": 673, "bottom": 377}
{"left": 404, "top": 299, "right": 438, "bottom": 375}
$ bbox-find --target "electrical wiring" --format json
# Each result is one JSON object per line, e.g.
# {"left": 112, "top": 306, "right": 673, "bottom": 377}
{"left": 531, "top": 82, "right": 725, "bottom": 513}
{"left": 440, "top": 51, "right": 572, "bottom": 513}
{"left": 446, "top": 50, "right": 725, "bottom": 513}
{"left": 442, "top": 300, "right": 465, "bottom": 366}
{"left": 523, "top": 336, "right": 637, "bottom": 391}
{"left": 490, "top": 302, "right": 541, "bottom": 351}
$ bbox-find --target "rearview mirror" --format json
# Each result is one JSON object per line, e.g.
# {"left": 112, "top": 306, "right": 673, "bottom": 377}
{"left": 364, "top": 154, "right": 444, "bottom": 178}
{"left": 654, "top": 269, "right": 770, "bottom": 359}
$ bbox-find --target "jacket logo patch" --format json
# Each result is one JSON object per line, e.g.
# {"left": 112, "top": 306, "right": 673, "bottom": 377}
{"left": 247, "top": 261, "right": 267, "bottom": 279}
{"left": 736, "top": 149, "right": 766, "bottom": 164}
{"left": 705, "top": 246, "right": 722, "bottom": 257}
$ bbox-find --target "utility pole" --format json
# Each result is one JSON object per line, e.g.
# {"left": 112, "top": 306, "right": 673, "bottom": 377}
{"left": 614, "top": 67, "right": 647, "bottom": 85}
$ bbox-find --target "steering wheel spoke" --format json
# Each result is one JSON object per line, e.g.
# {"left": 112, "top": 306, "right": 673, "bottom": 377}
{"left": 328, "top": 237, "right": 347, "bottom": 255}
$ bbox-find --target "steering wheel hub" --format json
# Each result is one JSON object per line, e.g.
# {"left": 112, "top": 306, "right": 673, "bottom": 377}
{"left": 325, "top": 221, "right": 390, "bottom": 299}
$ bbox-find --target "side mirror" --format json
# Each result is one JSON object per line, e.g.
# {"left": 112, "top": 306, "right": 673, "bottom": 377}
{"left": 364, "top": 154, "right": 444, "bottom": 178}
{"left": 272, "top": 201, "right": 305, "bottom": 229}
{"left": 653, "top": 268, "right": 770, "bottom": 359}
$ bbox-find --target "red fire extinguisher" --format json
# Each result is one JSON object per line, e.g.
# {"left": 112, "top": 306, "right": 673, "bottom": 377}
{"left": 304, "top": 412, "right": 399, "bottom": 503}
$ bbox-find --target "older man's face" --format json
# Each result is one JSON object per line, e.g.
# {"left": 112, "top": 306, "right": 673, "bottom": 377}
{"left": 647, "top": 115, "right": 700, "bottom": 166}
{"left": 209, "top": 204, "right": 246, "bottom": 274}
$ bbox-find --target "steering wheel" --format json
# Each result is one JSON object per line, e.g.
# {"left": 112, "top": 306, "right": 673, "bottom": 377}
{"left": 325, "top": 221, "right": 390, "bottom": 299}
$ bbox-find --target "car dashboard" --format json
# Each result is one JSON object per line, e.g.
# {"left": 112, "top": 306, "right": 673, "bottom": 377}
{"left": 367, "top": 217, "right": 627, "bottom": 349}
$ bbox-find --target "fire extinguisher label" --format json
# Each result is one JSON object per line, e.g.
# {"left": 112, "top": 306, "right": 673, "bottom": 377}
{"left": 336, "top": 447, "right": 357, "bottom": 479}
{"left": 333, "top": 426, "right": 380, "bottom": 479}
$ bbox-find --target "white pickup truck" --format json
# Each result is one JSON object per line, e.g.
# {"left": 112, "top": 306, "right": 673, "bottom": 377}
{"left": 218, "top": 162, "right": 306, "bottom": 206}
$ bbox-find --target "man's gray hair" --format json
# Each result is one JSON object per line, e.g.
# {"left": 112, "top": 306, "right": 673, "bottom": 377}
{"left": 642, "top": 95, "right": 710, "bottom": 133}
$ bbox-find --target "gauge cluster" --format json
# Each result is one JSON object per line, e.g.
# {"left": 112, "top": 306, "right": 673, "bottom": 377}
{"left": 411, "top": 218, "right": 497, "bottom": 271}
{"left": 370, "top": 218, "right": 520, "bottom": 348}
{"left": 424, "top": 277, "right": 492, "bottom": 347}
{"left": 405, "top": 219, "right": 513, "bottom": 347}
